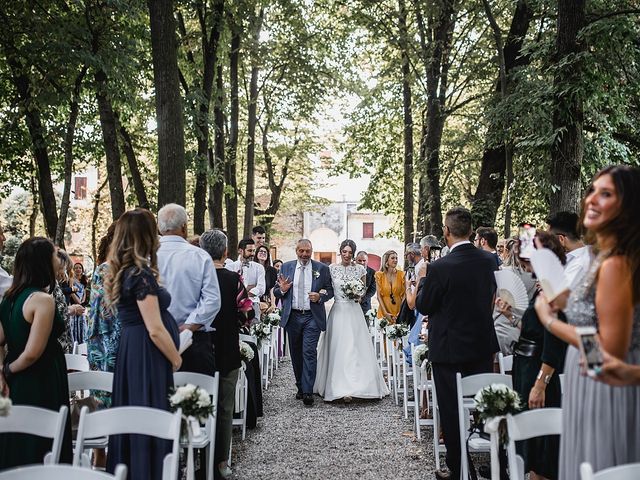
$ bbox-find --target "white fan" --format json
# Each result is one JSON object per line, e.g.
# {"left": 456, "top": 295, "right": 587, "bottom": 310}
{"left": 494, "top": 270, "right": 529, "bottom": 311}
{"left": 530, "top": 248, "right": 569, "bottom": 301}
{"left": 178, "top": 329, "right": 193, "bottom": 354}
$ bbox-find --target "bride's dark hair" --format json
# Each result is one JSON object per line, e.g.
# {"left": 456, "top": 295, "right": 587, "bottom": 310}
{"left": 339, "top": 239, "right": 357, "bottom": 257}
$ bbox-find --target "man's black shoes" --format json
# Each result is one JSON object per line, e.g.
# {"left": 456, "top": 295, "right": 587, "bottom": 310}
{"left": 302, "top": 393, "right": 314, "bottom": 406}
{"left": 295, "top": 391, "right": 303, "bottom": 400}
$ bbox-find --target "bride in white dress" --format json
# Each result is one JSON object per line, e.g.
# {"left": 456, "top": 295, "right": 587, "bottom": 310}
{"left": 314, "top": 239, "right": 389, "bottom": 402}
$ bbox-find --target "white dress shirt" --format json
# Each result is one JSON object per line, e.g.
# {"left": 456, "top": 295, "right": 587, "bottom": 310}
{"left": 0, "top": 266, "right": 12, "bottom": 302}
{"left": 564, "top": 245, "right": 593, "bottom": 291}
{"left": 157, "top": 235, "right": 221, "bottom": 331}
{"left": 292, "top": 260, "right": 312, "bottom": 310}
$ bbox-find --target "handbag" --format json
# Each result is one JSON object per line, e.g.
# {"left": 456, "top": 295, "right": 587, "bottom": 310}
{"left": 70, "top": 394, "right": 101, "bottom": 438}
{"left": 396, "top": 299, "right": 416, "bottom": 327}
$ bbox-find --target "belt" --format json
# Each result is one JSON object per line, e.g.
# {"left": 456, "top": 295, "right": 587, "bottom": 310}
{"left": 513, "top": 337, "right": 540, "bottom": 357}
{"left": 291, "top": 308, "right": 311, "bottom": 314}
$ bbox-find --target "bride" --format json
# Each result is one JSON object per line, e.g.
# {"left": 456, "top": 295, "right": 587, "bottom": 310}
{"left": 314, "top": 239, "right": 389, "bottom": 402}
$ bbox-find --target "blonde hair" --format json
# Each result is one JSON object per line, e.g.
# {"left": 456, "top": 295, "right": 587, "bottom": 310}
{"left": 380, "top": 250, "right": 398, "bottom": 273}
{"left": 105, "top": 209, "right": 160, "bottom": 307}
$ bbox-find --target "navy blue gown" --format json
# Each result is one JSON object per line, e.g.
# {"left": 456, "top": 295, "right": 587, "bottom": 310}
{"left": 106, "top": 267, "right": 179, "bottom": 480}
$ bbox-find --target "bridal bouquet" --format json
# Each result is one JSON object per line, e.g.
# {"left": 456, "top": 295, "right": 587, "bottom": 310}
{"left": 341, "top": 278, "right": 365, "bottom": 301}
{"left": 239, "top": 341, "right": 254, "bottom": 363}
{"left": 251, "top": 322, "right": 272, "bottom": 345}
{"left": 169, "top": 384, "right": 213, "bottom": 424}
{"left": 0, "top": 395, "right": 11, "bottom": 417}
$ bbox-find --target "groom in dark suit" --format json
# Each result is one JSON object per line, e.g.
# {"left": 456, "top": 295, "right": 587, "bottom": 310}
{"left": 416, "top": 207, "right": 499, "bottom": 479}
{"left": 355, "top": 251, "right": 376, "bottom": 316}
{"left": 274, "top": 239, "right": 333, "bottom": 406}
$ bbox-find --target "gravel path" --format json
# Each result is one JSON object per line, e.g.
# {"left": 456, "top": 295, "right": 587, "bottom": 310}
{"left": 230, "top": 357, "right": 436, "bottom": 479}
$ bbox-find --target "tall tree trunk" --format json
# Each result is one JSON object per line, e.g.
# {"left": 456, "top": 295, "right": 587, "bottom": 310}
{"left": 225, "top": 18, "right": 241, "bottom": 252}
{"left": 95, "top": 69, "right": 126, "bottom": 220}
{"left": 210, "top": 63, "right": 226, "bottom": 228}
{"left": 398, "top": 0, "right": 414, "bottom": 244}
{"left": 56, "top": 66, "right": 88, "bottom": 248}
{"left": 148, "top": 0, "right": 186, "bottom": 209}
{"left": 118, "top": 121, "right": 151, "bottom": 210}
{"left": 243, "top": 7, "right": 265, "bottom": 238}
{"left": 3, "top": 53, "right": 58, "bottom": 238}
{"left": 549, "top": 0, "right": 586, "bottom": 214}
{"left": 92, "top": 179, "right": 108, "bottom": 263}
{"left": 471, "top": 0, "right": 533, "bottom": 230}
{"left": 29, "top": 175, "right": 39, "bottom": 239}
{"left": 415, "top": 0, "right": 456, "bottom": 235}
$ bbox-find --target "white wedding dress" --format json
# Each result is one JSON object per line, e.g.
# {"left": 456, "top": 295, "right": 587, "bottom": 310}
{"left": 314, "top": 263, "right": 389, "bottom": 401}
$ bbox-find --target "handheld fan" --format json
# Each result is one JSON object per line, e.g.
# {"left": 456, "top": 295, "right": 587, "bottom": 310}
{"left": 494, "top": 269, "right": 529, "bottom": 311}
{"left": 179, "top": 329, "right": 193, "bottom": 354}
{"left": 530, "top": 248, "right": 569, "bottom": 301}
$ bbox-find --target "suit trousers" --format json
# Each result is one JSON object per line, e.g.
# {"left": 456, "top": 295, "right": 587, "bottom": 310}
{"left": 180, "top": 331, "right": 216, "bottom": 375}
{"left": 286, "top": 310, "right": 321, "bottom": 394}
{"left": 432, "top": 357, "right": 493, "bottom": 479}
{"left": 215, "top": 368, "right": 239, "bottom": 465}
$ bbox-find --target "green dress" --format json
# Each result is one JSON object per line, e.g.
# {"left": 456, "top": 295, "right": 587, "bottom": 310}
{"left": 0, "top": 288, "right": 73, "bottom": 469}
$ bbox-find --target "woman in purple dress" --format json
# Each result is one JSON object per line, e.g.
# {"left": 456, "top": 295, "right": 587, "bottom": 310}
{"left": 105, "top": 209, "right": 182, "bottom": 479}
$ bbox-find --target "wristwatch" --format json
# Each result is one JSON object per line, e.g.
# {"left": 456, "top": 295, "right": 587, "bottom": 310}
{"left": 536, "top": 370, "right": 552, "bottom": 385}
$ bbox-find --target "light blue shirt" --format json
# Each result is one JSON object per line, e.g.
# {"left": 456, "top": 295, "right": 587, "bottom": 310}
{"left": 157, "top": 235, "right": 221, "bottom": 331}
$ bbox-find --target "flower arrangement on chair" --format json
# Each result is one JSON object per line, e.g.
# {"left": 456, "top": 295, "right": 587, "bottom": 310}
{"left": 169, "top": 384, "right": 213, "bottom": 438}
{"left": 250, "top": 322, "right": 272, "bottom": 346}
{"left": 262, "top": 309, "right": 281, "bottom": 327}
{"left": 413, "top": 343, "right": 431, "bottom": 374}
{"left": 365, "top": 308, "right": 378, "bottom": 326}
{"left": 239, "top": 341, "right": 255, "bottom": 364}
{"left": 473, "top": 383, "right": 521, "bottom": 444}
{"left": 386, "top": 324, "right": 409, "bottom": 348}
{"left": 376, "top": 317, "right": 389, "bottom": 331}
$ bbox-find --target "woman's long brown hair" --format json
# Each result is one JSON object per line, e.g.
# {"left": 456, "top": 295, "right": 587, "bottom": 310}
{"left": 104, "top": 209, "right": 160, "bottom": 307}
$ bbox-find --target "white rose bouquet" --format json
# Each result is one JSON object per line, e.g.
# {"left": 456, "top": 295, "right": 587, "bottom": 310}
{"left": 239, "top": 341, "right": 254, "bottom": 363}
{"left": 250, "top": 322, "right": 272, "bottom": 345}
{"left": 365, "top": 308, "right": 377, "bottom": 326}
{"left": 376, "top": 317, "right": 389, "bottom": 331}
{"left": 0, "top": 395, "right": 11, "bottom": 417}
{"left": 386, "top": 323, "right": 409, "bottom": 340}
{"left": 341, "top": 278, "right": 365, "bottom": 301}
{"left": 263, "top": 309, "right": 281, "bottom": 327}
{"left": 473, "top": 383, "right": 522, "bottom": 443}
{"left": 413, "top": 344, "right": 430, "bottom": 371}
{"left": 169, "top": 384, "right": 213, "bottom": 424}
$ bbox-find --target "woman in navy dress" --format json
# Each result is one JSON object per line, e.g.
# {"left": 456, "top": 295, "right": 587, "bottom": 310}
{"left": 105, "top": 209, "right": 182, "bottom": 480}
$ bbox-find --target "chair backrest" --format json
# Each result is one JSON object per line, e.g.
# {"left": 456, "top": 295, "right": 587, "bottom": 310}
{"left": 0, "top": 464, "right": 127, "bottom": 480}
{"left": 559, "top": 373, "right": 565, "bottom": 394}
{"left": 68, "top": 371, "right": 114, "bottom": 394}
{"left": 506, "top": 409, "right": 562, "bottom": 480}
{"left": 239, "top": 334, "right": 257, "bottom": 344}
{"left": 456, "top": 372, "right": 512, "bottom": 480}
{"left": 65, "top": 354, "right": 90, "bottom": 372}
{"left": 580, "top": 462, "right": 640, "bottom": 480}
{"left": 498, "top": 353, "right": 514, "bottom": 374}
{"left": 0, "top": 405, "right": 68, "bottom": 464}
{"left": 74, "top": 406, "right": 181, "bottom": 479}
{"left": 173, "top": 372, "right": 219, "bottom": 417}
{"left": 72, "top": 342, "right": 88, "bottom": 356}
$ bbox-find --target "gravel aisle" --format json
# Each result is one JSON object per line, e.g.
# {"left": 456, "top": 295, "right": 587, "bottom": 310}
{"left": 231, "top": 358, "right": 436, "bottom": 479}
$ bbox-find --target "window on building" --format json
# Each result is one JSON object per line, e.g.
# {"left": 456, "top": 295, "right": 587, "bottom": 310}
{"left": 74, "top": 176, "right": 88, "bottom": 200}
{"left": 362, "top": 222, "right": 374, "bottom": 239}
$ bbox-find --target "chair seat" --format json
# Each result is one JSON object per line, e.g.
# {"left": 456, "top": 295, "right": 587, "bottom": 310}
{"left": 180, "top": 432, "right": 209, "bottom": 449}
{"left": 468, "top": 435, "right": 491, "bottom": 451}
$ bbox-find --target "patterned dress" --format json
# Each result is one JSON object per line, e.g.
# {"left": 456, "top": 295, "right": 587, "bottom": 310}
{"left": 560, "top": 256, "right": 640, "bottom": 480}
{"left": 86, "top": 262, "right": 121, "bottom": 408}
{"left": 53, "top": 283, "right": 73, "bottom": 353}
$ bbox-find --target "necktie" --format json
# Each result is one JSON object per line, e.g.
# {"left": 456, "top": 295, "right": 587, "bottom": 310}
{"left": 298, "top": 265, "right": 306, "bottom": 309}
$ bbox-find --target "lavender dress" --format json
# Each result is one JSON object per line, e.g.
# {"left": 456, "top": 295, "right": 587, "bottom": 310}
{"left": 560, "top": 257, "right": 640, "bottom": 480}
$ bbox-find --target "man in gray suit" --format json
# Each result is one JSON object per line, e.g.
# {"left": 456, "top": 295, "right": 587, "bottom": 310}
{"left": 274, "top": 239, "right": 334, "bottom": 406}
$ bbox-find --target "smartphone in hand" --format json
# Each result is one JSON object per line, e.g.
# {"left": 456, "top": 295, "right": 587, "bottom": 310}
{"left": 576, "top": 326, "right": 603, "bottom": 375}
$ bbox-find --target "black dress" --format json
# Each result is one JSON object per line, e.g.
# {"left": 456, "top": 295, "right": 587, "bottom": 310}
{"left": 261, "top": 265, "right": 278, "bottom": 304}
{"left": 512, "top": 291, "right": 567, "bottom": 479}
{"left": 211, "top": 268, "right": 243, "bottom": 375}
{"left": 106, "top": 267, "right": 179, "bottom": 480}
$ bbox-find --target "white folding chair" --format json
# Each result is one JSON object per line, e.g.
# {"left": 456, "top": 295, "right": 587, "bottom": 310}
{"left": 559, "top": 373, "right": 565, "bottom": 394}
{"left": 0, "top": 405, "right": 68, "bottom": 464}
{"left": 174, "top": 372, "right": 219, "bottom": 480}
{"left": 260, "top": 335, "right": 272, "bottom": 390}
{"left": 497, "top": 353, "right": 513, "bottom": 375}
{"left": 68, "top": 371, "right": 114, "bottom": 449}
{"left": 411, "top": 343, "right": 433, "bottom": 440}
{"left": 65, "top": 354, "right": 90, "bottom": 372}
{"left": 504, "top": 408, "right": 562, "bottom": 480}
{"left": 74, "top": 406, "right": 181, "bottom": 480}
{"left": 384, "top": 327, "right": 397, "bottom": 403}
{"left": 232, "top": 364, "right": 248, "bottom": 441}
{"left": 430, "top": 373, "right": 446, "bottom": 471}
{"left": 580, "top": 462, "right": 640, "bottom": 480}
{"left": 0, "top": 464, "right": 127, "bottom": 480}
{"left": 456, "top": 372, "right": 513, "bottom": 480}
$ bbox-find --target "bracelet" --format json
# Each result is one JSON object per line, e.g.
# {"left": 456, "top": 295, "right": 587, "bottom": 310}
{"left": 2, "top": 362, "right": 13, "bottom": 383}
{"left": 545, "top": 317, "right": 556, "bottom": 331}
